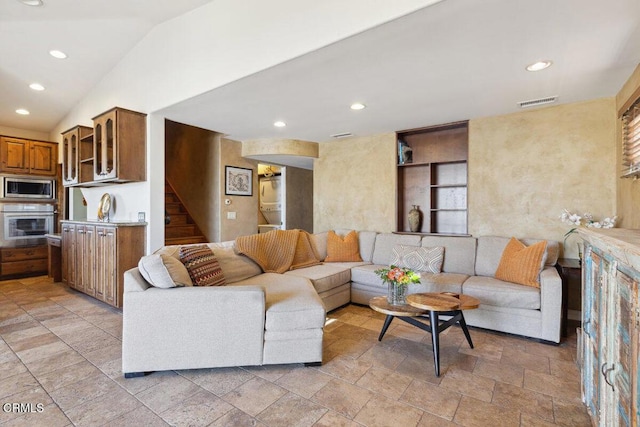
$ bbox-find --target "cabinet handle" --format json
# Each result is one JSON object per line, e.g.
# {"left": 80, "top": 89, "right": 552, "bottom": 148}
{"left": 601, "top": 362, "right": 615, "bottom": 392}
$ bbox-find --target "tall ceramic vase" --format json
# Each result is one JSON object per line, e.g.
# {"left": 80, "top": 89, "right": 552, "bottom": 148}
{"left": 387, "top": 283, "right": 407, "bottom": 305}
{"left": 408, "top": 205, "right": 421, "bottom": 232}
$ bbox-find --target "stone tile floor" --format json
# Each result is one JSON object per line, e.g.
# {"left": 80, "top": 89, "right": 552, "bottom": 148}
{"left": 0, "top": 276, "right": 590, "bottom": 426}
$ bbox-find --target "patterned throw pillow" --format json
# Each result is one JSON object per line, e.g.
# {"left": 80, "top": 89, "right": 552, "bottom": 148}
{"left": 391, "top": 245, "right": 444, "bottom": 273}
{"left": 179, "top": 245, "right": 226, "bottom": 286}
{"left": 495, "top": 237, "right": 547, "bottom": 288}
{"left": 324, "top": 230, "right": 363, "bottom": 262}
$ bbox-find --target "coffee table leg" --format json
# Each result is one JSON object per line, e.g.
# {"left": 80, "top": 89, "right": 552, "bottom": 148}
{"left": 429, "top": 310, "right": 441, "bottom": 377}
{"left": 378, "top": 315, "right": 394, "bottom": 341}
{"left": 457, "top": 311, "right": 474, "bottom": 349}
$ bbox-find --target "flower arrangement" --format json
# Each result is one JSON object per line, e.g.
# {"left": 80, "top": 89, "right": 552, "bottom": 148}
{"left": 559, "top": 209, "right": 618, "bottom": 242}
{"left": 375, "top": 265, "right": 420, "bottom": 305}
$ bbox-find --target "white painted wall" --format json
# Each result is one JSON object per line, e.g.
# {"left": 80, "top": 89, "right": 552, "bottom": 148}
{"left": 47, "top": 0, "right": 443, "bottom": 252}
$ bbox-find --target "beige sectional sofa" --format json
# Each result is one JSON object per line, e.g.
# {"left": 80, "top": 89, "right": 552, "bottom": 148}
{"left": 122, "top": 230, "right": 561, "bottom": 377}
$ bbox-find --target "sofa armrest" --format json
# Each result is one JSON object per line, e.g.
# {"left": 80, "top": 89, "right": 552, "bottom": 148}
{"left": 124, "top": 268, "right": 151, "bottom": 292}
{"left": 539, "top": 266, "right": 562, "bottom": 342}
{"left": 122, "top": 284, "right": 266, "bottom": 374}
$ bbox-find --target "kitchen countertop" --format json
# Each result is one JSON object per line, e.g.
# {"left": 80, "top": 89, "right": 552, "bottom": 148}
{"left": 60, "top": 220, "right": 147, "bottom": 227}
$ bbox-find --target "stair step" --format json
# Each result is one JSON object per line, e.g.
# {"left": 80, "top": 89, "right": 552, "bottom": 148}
{"left": 165, "top": 236, "right": 208, "bottom": 246}
{"left": 165, "top": 213, "right": 190, "bottom": 225}
{"left": 165, "top": 224, "right": 197, "bottom": 238}
{"left": 165, "top": 194, "right": 179, "bottom": 203}
{"left": 165, "top": 203, "right": 185, "bottom": 214}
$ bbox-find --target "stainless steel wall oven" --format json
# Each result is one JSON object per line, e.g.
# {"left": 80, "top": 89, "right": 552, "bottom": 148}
{"left": 0, "top": 203, "right": 55, "bottom": 247}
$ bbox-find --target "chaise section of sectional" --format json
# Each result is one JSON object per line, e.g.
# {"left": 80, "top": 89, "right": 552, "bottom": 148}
{"left": 231, "top": 273, "right": 326, "bottom": 365}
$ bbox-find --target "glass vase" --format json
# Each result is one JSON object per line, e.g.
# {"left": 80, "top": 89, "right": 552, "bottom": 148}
{"left": 387, "top": 283, "right": 407, "bottom": 305}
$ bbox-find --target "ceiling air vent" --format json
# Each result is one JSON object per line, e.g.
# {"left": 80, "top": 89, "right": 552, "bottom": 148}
{"left": 518, "top": 96, "right": 558, "bottom": 108}
{"left": 330, "top": 132, "right": 353, "bottom": 138}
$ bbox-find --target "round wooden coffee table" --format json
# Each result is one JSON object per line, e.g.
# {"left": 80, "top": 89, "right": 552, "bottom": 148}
{"left": 369, "top": 292, "right": 480, "bottom": 377}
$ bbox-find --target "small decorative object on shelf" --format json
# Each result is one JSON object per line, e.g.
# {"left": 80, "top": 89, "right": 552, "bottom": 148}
{"left": 398, "top": 140, "right": 412, "bottom": 164}
{"left": 408, "top": 205, "right": 422, "bottom": 232}
{"left": 375, "top": 265, "right": 421, "bottom": 305}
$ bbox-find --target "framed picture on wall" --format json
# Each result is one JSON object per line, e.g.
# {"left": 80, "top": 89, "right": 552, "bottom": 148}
{"left": 225, "top": 166, "right": 253, "bottom": 196}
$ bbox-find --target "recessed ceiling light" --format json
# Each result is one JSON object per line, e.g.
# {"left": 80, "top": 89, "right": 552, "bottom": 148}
{"left": 273, "top": 121, "right": 286, "bottom": 128}
{"left": 350, "top": 103, "right": 366, "bottom": 110}
{"left": 49, "top": 50, "right": 67, "bottom": 59}
{"left": 16, "top": 109, "right": 30, "bottom": 115}
{"left": 19, "top": 0, "right": 43, "bottom": 6}
{"left": 29, "top": 83, "right": 44, "bottom": 91}
{"left": 526, "top": 60, "right": 552, "bottom": 72}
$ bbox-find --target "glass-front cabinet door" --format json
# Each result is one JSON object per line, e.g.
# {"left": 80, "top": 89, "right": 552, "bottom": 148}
{"left": 93, "top": 110, "right": 117, "bottom": 181}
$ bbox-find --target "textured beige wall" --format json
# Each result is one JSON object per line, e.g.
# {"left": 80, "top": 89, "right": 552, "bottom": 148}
{"left": 314, "top": 133, "right": 397, "bottom": 233}
{"left": 314, "top": 99, "right": 617, "bottom": 258}
{"left": 616, "top": 64, "right": 640, "bottom": 229}
{"left": 219, "top": 138, "right": 259, "bottom": 241}
{"left": 243, "top": 139, "right": 319, "bottom": 158}
{"left": 469, "top": 98, "right": 617, "bottom": 258}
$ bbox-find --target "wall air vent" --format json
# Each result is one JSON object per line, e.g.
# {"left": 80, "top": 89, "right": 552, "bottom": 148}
{"left": 518, "top": 96, "right": 558, "bottom": 108}
{"left": 330, "top": 132, "right": 353, "bottom": 138}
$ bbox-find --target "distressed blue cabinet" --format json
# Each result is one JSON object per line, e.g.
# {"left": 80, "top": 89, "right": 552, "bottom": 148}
{"left": 580, "top": 229, "right": 640, "bottom": 427}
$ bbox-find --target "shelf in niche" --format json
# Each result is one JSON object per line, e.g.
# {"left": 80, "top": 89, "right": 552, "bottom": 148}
{"left": 80, "top": 157, "right": 94, "bottom": 163}
{"left": 80, "top": 133, "right": 93, "bottom": 142}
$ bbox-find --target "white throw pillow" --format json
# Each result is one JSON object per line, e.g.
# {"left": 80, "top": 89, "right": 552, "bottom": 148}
{"left": 138, "top": 254, "right": 193, "bottom": 288}
{"left": 391, "top": 245, "right": 444, "bottom": 273}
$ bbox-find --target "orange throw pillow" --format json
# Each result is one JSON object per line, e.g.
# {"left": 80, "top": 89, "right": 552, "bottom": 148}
{"left": 324, "top": 230, "right": 363, "bottom": 262}
{"left": 495, "top": 237, "right": 547, "bottom": 288}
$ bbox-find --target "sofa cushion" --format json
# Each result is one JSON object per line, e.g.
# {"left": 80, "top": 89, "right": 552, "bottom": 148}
{"left": 325, "top": 230, "right": 363, "bottom": 262}
{"left": 391, "top": 245, "right": 444, "bottom": 273}
{"left": 138, "top": 254, "right": 192, "bottom": 288}
{"left": 372, "top": 233, "right": 422, "bottom": 265}
{"left": 285, "top": 264, "right": 351, "bottom": 294}
{"left": 462, "top": 275, "right": 541, "bottom": 310}
{"left": 421, "top": 235, "right": 477, "bottom": 275}
{"left": 232, "top": 273, "right": 325, "bottom": 331}
{"left": 209, "top": 245, "right": 263, "bottom": 284}
{"left": 407, "top": 272, "right": 469, "bottom": 295}
{"left": 179, "top": 245, "right": 226, "bottom": 287}
{"left": 495, "top": 238, "right": 547, "bottom": 288}
{"left": 351, "top": 264, "right": 385, "bottom": 287}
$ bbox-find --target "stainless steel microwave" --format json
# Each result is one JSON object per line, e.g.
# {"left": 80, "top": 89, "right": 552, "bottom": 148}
{"left": 0, "top": 176, "right": 55, "bottom": 200}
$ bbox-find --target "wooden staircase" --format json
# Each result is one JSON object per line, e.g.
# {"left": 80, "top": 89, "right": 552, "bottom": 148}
{"left": 165, "top": 181, "right": 207, "bottom": 246}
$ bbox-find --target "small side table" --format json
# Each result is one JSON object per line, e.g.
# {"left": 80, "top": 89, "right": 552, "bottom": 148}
{"left": 556, "top": 258, "right": 581, "bottom": 338}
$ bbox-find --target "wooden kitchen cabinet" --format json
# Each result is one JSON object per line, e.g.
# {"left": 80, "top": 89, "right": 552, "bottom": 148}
{"left": 92, "top": 107, "right": 146, "bottom": 183}
{"left": 0, "top": 245, "right": 48, "bottom": 278}
{"left": 61, "top": 221, "right": 144, "bottom": 308}
{"left": 0, "top": 136, "right": 57, "bottom": 176}
{"left": 579, "top": 228, "right": 640, "bottom": 426}
{"left": 61, "top": 223, "right": 76, "bottom": 289}
{"left": 75, "top": 225, "right": 95, "bottom": 296}
{"left": 61, "top": 125, "right": 93, "bottom": 186}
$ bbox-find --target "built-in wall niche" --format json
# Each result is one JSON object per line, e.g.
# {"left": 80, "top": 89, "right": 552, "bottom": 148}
{"left": 396, "top": 121, "right": 469, "bottom": 235}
